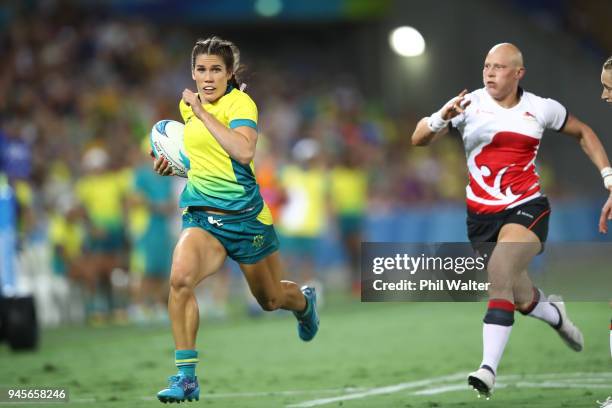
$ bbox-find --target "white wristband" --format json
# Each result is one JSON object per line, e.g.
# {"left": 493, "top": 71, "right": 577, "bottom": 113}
{"left": 427, "top": 110, "right": 450, "bottom": 133}
{"left": 602, "top": 167, "right": 612, "bottom": 189}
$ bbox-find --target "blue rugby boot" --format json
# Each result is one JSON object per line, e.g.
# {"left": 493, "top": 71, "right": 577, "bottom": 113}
{"left": 157, "top": 373, "right": 200, "bottom": 403}
{"left": 294, "top": 286, "right": 319, "bottom": 342}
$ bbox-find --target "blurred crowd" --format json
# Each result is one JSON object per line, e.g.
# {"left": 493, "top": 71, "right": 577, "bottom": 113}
{"left": 1, "top": 3, "right": 551, "bottom": 326}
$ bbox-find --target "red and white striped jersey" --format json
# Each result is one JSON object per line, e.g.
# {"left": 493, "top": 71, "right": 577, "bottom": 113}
{"left": 450, "top": 87, "right": 567, "bottom": 214}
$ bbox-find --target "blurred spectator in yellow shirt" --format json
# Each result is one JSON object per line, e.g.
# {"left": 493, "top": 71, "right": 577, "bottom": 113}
{"left": 75, "top": 147, "right": 130, "bottom": 323}
{"left": 278, "top": 139, "right": 327, "bottom": 298}
{"left": 329, "top": 150, "right": 368, "bottom": 296}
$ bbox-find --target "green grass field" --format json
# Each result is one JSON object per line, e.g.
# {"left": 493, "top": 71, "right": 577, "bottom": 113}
{"left": 1, "top": 297, "right": 610, "bottom": 407}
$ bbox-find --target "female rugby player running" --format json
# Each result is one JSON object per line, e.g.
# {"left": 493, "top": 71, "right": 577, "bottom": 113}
{"left": 412, "top": 43, "right": 612, "bottom": 398}
{"left": 153, "top": 37, "right": 319, "bottom": 403}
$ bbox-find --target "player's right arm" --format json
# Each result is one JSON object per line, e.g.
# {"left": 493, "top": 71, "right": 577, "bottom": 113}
{"left": 411, "top": 89, "right": 471, "bottom": 146}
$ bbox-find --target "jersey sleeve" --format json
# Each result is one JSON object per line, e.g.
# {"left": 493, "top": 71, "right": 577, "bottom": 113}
{"left": 179, "top": 99, "right": 194, "bottom": 124}
{"left": 227, "top": 92, "right": 258, "bottom": 130}
{"left": 537, "top": 97, "right": 568, "bottom": 132}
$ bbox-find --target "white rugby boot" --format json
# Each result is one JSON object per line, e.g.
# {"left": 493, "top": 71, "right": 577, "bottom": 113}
{"left": 548, "top": 295, "right": 584, "bottom": 352}
{"left": 468, "top": 367, "right": 495, "bottom": 399}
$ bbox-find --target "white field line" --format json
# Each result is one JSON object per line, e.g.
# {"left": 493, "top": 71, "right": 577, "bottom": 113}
{"left": 413, "top": 380, "right": 612, "bottom": 396}
{"left": 288, "top": 372, "right": 612, "bottom": 407}
{"left": 54, "top": 372, "right": 612, "bottom": 405}
{"left": 527, "top": 372, "right": 612, "bottom": 379}
{"left": 412, "top": 383, "right": 477, "bottom": 396}
{"left": 285, "top": 373, "right": 467, "bottom": 408}
{"left": 530, "top": 378, "right": 612, "bottom": 384}
{"left": 514, "top": 382, "right": 612, "bottom": 389}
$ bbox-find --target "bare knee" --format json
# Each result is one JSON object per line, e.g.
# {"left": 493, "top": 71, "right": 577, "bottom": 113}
{"left": 170, "top": 262, "right": 196, "bottom": 292}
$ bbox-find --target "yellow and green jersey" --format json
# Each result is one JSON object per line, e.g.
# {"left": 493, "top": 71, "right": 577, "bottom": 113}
{"left": 329, "top": 166, "right": 368, "bottom": 216}
{"left": 49, "top": 213, "right": 84, "bottom": 261}
{"left": 278, "top": 165, "right": 327, "bottom": 237}
{"left": 75, "top": 169, "right": 130, "bottom": 230}
{"left": 179, "top": 88, "right": 264, "bottom": 214}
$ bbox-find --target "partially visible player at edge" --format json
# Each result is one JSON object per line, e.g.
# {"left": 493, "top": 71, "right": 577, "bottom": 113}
{"left": 412, "top": 43, "right": 612, "bottom": 398}
{"left": 153, "top": 36, "right": 319, "bottom": 403}
{"left": 601, "top": 55, "right": 612, "bottom": 359}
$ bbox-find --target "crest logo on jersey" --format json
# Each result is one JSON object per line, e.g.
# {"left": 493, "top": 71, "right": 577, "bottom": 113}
{"left": 466, "top": 131, "right": 540, "bottom": 211}
{"left": 523, "top": 111, "right": 537, "bottom": 121}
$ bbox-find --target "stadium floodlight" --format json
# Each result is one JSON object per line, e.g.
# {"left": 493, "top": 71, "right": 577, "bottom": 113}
{"left": 389, "top": 26, "right": 426, "bottom": 57}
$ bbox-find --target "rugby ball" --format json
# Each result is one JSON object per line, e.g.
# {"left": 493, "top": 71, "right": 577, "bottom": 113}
{"left": 150, "top": 120, "right": 190, "bottom": 178}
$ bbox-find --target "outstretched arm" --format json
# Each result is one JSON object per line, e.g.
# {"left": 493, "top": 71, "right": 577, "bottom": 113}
{"left": 561, "top": 114, "right": 612, "bottom": 233}
{"left": 562, "top": 114, "right": 611, "bottom": 172}
{"left": 412, "top": 117, "right": 449, "bottom": 146}
{"left": 411, "top": 89, "right": 470, "bottom": 146}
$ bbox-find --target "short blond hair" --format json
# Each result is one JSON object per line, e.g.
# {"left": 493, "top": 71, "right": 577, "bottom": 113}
{"left": 604, "top": 56, "right": 612, "bottom": 70}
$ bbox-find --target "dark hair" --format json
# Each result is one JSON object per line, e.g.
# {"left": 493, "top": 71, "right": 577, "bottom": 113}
{"left": 191, "top": 36, "right": 242, "bottom": 89}
{"left": 604, "top": 56, "right": 612, "bottom": 71}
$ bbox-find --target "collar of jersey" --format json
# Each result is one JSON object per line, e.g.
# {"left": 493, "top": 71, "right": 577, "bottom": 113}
{"left": 200, "top": 85, "right": 235, "bottom": 108}
{"left": 485, "top": 86, "right": 524, "bottom": 110}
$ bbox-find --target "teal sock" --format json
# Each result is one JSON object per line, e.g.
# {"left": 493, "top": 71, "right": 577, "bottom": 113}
{"left": 175, "top": 350, "right": 198, "bottom": 378}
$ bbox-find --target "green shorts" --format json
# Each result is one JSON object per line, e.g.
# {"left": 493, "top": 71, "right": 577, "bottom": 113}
{"left": 338, "top": 214, "right": 364, "bottom": 236}
{"left": 85, "top": 227, "right": 125, "bottom": 253}
{"left": 182, "top": 205, "right": 279, "bottom": 265}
